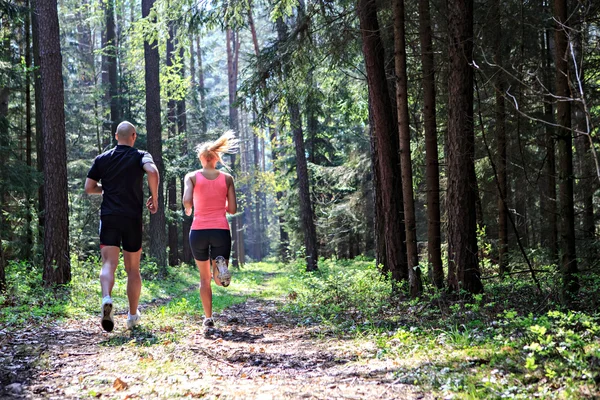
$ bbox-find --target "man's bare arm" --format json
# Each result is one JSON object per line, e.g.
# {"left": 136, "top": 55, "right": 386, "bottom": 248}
{"left": 84, "top": 178, "right": 102, "bottom": 195}
{"left": 144, "top": 163, "right": 160, "bottom": 214}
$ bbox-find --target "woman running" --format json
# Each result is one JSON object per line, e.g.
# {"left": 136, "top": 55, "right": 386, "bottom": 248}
{"left": 183, "top": 131, "right": 238, "bottom": 328}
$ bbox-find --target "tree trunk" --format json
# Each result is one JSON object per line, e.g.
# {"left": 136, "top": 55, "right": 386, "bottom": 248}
{"left": 249, "top": 7, "right": 271, "bottom": 261}
{"left": 368, "top": 100, "right": 387, "bottom": 270}
{"left": 24, "top": 0, "right": 33, "bottom": 259}
{"left": 541, "top": 23, "right": 558, "bottom": 261}
{"left": 106, "top": 0, "right": 119, "bottom": 135}
{"left": 35, "top": 0, "right": 71, "bottom": 285}
{"left": 143, "top": 0, "right": 167, "bottom": 271}
{"left": 572, "top": 17, "right": 594, "bottom": 242}
{"left": 32, "top": 0, "right": 44, "bottom": 242}
{"left": 226, "top": 28, "right": 245, "bottom": 268}
{"left": 271, "top": 124, "right": 290, "bottom": 260}
{"left": 276, "top": 17, "right": 319, "bottom": 271}
{"left": 167, "top": 24, "right": 178, "bottom": 267}
{"left": 394, "top": 0, "right": 422, "bottom": 296}
{"left": 446, "top": 0, "right": 482, "bottom": 293}
{"left": 197, "top": 35, "right": 207, "bottom": 135}
{"left": 178, "top": 44, "right": 190, "bottom": 263}
{"left": 553, "top": 0, "right": 578, "bottom": 303}
{"left": 0, "top": 87, "right": 7, "bottom": 291}
{"left": 357, "top": 0, "right": 408, "bottom": 282}
{"left": 493, "top": 0, "right": 508, "bottom": 276}
{"left": 418, "top": 0, "right": 443, "bottom": 289}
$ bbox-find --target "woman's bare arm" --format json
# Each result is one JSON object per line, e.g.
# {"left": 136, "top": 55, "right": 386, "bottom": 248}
{"left": 226, "top": 174, "right": 237, "bottom": 215}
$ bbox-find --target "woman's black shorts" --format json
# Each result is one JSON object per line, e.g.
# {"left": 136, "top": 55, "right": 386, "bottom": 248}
{"left": 189, "top": 229, "right": 231, "bottom": 261}
{"left": 99, "top": 215, "right": 142, "bottom": 252}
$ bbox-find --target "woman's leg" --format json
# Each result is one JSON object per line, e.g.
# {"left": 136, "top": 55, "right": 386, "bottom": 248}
{"left": 195, "top": 259, "right": 213, "bottom": 318}
{"left": 211, "top": 230, "right": 232, "bottom": 287}
{"left": 212, "top": 258, "right": 222, "bottom": 286}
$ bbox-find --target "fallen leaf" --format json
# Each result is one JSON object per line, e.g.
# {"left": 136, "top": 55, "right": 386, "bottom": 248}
{"left": 260, "top": 348, "right": 266, "bottom": 353}
{"left": 267, "top": 323, "right": 273, "bottom": 329}
{"left": 113, "top": 378, "right": 128, "bottom": 391}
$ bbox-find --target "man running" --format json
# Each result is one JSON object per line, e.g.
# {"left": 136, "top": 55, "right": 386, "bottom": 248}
{"left": 85, "top": 121, "right": 159, "bottom": 332}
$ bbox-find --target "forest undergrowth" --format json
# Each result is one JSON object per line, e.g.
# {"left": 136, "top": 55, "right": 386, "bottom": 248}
{"left": 0, "top": 256, "right": 599, "bottom": 399}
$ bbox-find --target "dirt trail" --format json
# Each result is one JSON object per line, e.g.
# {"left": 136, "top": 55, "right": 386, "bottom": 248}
{"left": 1, "top": 298, "right": 431, "bottom": 399}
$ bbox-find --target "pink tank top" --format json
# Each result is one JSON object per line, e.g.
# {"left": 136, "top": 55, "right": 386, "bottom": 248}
{"left": 191, "top": 171, "right": 230, "bottom": 230}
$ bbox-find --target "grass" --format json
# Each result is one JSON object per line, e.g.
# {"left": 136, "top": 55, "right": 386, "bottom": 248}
{"left": 1, "top": 255, "right": 600, "bottom": 399}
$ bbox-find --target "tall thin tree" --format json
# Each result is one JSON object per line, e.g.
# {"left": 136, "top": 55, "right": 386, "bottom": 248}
{"left": 226, "top": 27, "right": 245, "bottom": 268}
{"left": 394, "top": 0, "right": 422, "bottom": 296}
{"left": 446, "top": 0, "right": 482, "bottom": 293}
{"left": 357, "top": 0, "right": 408, "bottom": 282}
{"left": 167, "top": 23, "right": 178, "bottom": 267}
{"left": 418, "top": 0, "right": 443, "bottom": 288}
{"left": 106, "top": 0, "right": 119, "bottom": 135}
{"left": 143, "top": 0, "right": 167, "bottom": 270}
{"left": 493, "top": 0, "right": 508, "bottom": 276}
{"left": 276, "top": 16, "right": 319, "bottom": 271}
{"left": 35, "top": 0, "right": 71, "bottom": 285}
{"left": 541, "top": 16, "right": 558, "bottom": 261}
{"left": 553, "top": 0, "right": 578, "bottom": 303}
{"left": 31, "top": 0, "right": 44, "bottom": 241}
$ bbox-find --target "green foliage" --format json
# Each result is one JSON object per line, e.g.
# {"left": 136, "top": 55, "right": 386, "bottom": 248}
{"left": 277, "top": 259, "right": 600, "bottom": 398}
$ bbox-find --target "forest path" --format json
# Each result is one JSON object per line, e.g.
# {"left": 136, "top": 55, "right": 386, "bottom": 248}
{"left": 2, "top": 294, "right": 431, "bottom": 399}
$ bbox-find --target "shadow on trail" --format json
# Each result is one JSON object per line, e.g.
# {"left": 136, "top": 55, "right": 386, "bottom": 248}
{"left": 99, "top": 327, "right": 160, "bottom": 347}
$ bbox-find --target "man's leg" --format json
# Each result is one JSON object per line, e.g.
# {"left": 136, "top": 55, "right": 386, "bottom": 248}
{"left": 123, "top": 249, "right": 142, "bottom": 315}
{"left": 100, "top": 246, "right": 120, "bottom": 332}
{"left": 100, "top": 246, "right": 121, "bottom": 297}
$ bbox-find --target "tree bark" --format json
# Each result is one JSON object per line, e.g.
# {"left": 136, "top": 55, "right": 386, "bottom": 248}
{"left": 226, "top": 28, "right": 245, "bottom": 267}
{"left": 32, "top": 0, "right": 44, "bottom": 241}
{"left": 541, "top": 22, "right": 558, "bottom": 261}
{"left": 25, "top": 0, "right": 33, "bottom": 259}
{"left": 178, "top": 43, "right": 190, "bottom": 263}
{"left": 446, "top": 0, "right": 482, "bottom": 293}
{"left": 418, "top": 0, "right": 443, "bottom": 289}
{"left": 106, "top": 0, "right": 119, "bottom": 135}
{"left": 276, "top": 17, "right": 319, "bottom": 271}
{"left": 197, "top": 35, "right": 207, "bottom": 135}
{"left": 357, "top": 0, "right": 408, "bottom": 282}
{"left": 35, "top": 0, "right": 71, "bottom": 285}
{"left": 248, "top": 7, "right": 266, "bottom": 261}
{"left": 167, "top": 23, "right": 178, "bottom": 267}
{"left": 394, "top": 0, "right": 422, "bottom": 296}
{"left": 571, "top": 16, "right": 594, "bottom": 242}
{"left": 271, "top": 124, "right": 290, "bottom": 261}
{"left": 553, "top": 0, "right": 578, "bottom": 303}
{"left": 143, "top": 0, "right": 167, "bottom": 270}
{"left": 493, "top": 0, "right": 508, "bottom": 276}
{"left": 0, "top": 87, "right": 7, "bottom": 291}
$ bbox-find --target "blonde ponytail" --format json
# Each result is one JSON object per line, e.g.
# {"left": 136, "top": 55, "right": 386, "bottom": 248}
{"left": 196, "top": 130, "right": 239, "bottom": 167}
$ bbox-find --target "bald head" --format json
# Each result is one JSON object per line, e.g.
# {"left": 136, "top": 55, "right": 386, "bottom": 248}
{"left": 115, "top": 121, "right": 137, "bottom": 145}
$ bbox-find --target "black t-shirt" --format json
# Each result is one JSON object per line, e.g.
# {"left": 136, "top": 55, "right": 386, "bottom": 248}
{"left": 87, "top": 145, "right": 155, "bottom": 218}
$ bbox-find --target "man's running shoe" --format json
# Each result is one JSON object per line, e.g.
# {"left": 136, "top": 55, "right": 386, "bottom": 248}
{"left": 127, "top": 309, "right": 141, "bottom": 330}
{"left": 101, "top": 296, "right": 114, "bottom": 332}
{"left": 214, "top": 256, "right": 231, "bottom": 287}
{"left": 203, "top": 317, "right": 215, "bottom": 328}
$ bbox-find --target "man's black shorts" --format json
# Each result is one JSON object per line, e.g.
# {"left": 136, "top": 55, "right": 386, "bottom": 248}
{"left": 189, "top": 229, "right": 231, "bottom": 261}
{"left": 99, "top": 215, "right": 142, "bottom": 252}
